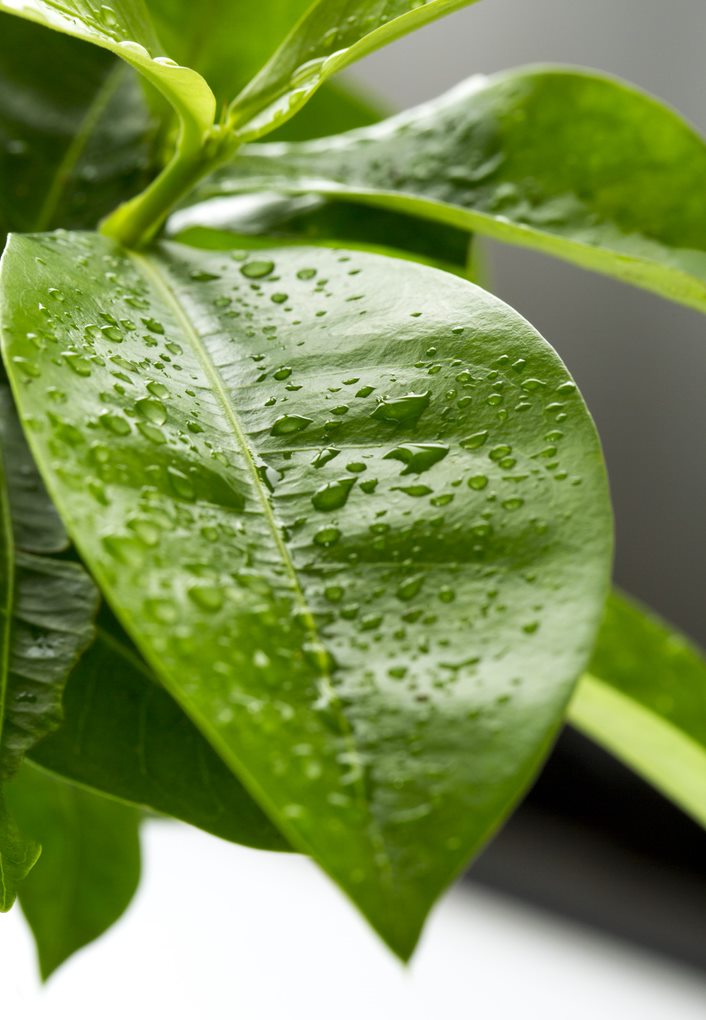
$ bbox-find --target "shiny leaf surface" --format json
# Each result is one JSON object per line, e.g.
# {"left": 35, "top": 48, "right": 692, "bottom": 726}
{"left": 7, "top": 763, "right": 140, "bottom": 979}
{"left": 205, "top": 68, "right": 706, "bottom": 312}
{"left": 571, "top": 592, "right": 706, "bottom": 829}
{"left": 229, "top": 0, "right": 481, "bottom": 141}
{"left": 2, "top": 232, "right": 612, "bottom": 958}
{"left": 33, "top": 620, "right": 289, "bottom": 850}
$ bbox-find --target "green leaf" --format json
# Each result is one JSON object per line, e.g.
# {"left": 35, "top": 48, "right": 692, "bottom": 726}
{"left": 571, "top": 592, "right": 706, "bottom": 829}
{"left": 0, "top": 382, "right": 99, "bottom": 780}
{"left": 148, "top": 0, "right": 313, "bottom": 109}
{"left": 32, "top": 619, "right": 289, "bottom": 851}
{"left": 0, "top": 0, "right": 214, "bottom": 147}
{"left": 170, "top": 195, "right": 471, "bottom": 275}
{"left": 0, "top": 385, "right": 66, "bottom": 553}
{"left": 269, "top": 80, "right": 384, "bottom": 142}
{"left": 0, "top": 789, "right": 39, "bottom": 912}
{"left": 228, "top": 0, "right": 481, "bottom": 141}
{"left": 6, "top": 762, "right": 140, "bottom": 980}
{"left": 1, "top": 231, "right": 612, "bottom": 959}
{"left": 0, "top": 13, "right": 159, "bottom": 235}
{"left": 203, "top": 67, "right": 706, "bottom": 313}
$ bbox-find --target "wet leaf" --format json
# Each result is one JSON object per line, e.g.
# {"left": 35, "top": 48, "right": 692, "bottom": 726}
{"left": 6, "top": 763, "right": 140, "bottom": 979}
{"left": 32, "top": 618, "right": 289, "bottom": 851}
{"left": 2, "top": 232, "right": 612, "bottom": 958}
{"left": 571, "top": 591, "right": 706, "bottom": 829}
{"left": 202, "top": 67, "right": 706, "bottom": 313}
{"left": 229, "top": 0, "right": 481, "bottom": 141}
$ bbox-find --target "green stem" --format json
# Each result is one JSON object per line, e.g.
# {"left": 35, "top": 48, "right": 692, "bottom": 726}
{"left": 100, "top": 147, "right": 211, "bottom": 249}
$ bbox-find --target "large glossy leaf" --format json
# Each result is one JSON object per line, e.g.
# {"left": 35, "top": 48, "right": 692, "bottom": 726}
{"left": 1, "top": 231, "right": 612, "bottom": 958}
{"left": 3, "top": 364, "right": 286, "bottom": 852}
{"left": 570, "top": 592, "right": 706, "bottom": 829}
{"left": 0, "top": 0, "right": 214, "bottom": 146}
{"left": 228, "top": 0, "right": 481, "bottom": 141}
{"left": 0, "top": 13, "right": 158, "bottom": 236}
{"left": 6, "top": 762, "right": 140, "bottom": 979}
{"left": 202, "top": 67, "right": 706, "bottom": 313}
{"left": 32, "top": 619, "right": 289, "bottom": 850}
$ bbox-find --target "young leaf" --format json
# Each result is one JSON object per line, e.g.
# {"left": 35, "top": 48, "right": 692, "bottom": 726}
{"left": 6, "top": 763, "right": 141, "bottom": 980}
{"left": 1, "top": 232, "right": 612, "bottom": 959}
{"left": 148, "top": 0, "right": 313, "bottom": 109}
{"left": 0, "top": 13, "right": 158, "bottom": 236}
{"left": 32, "top": 621, "right": 289, "bottom": 851}
{"left": 571, "top": 592, "right": 706, "bottom": 830}
{"left": 0, "top": 0, "right": 215, "bottom": 148}
{"left": 228, "top": 0, "right": 481, "bottom": 141}
{"left": 203, "top": 68, "right": 706, "bottom": 314}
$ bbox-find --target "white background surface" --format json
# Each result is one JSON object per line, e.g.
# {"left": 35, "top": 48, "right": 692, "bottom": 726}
{"left": 2, "top": 821, "right": 705, "bottom": 1019}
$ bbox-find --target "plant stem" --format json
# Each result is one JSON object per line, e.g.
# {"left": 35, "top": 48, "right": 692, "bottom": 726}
{"left": 100, "top": 146, "right": 211, "bottom": 249}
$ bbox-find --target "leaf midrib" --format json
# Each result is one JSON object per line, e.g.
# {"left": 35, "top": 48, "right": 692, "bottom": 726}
{"left": 127, "top": 248, "right": 392, "bottom": 882}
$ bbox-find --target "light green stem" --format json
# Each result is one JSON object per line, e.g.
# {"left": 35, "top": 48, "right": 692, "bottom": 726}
{"left": 100, "top": 148, "right": 210, "bottom": 249}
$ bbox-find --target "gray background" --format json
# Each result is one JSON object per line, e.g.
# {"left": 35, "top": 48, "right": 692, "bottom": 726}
{"left": 350, "top": 0, "right": 706, "bottom": 643}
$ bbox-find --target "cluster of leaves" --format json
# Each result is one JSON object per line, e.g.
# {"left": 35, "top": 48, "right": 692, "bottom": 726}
{"left": 0, "top": 0, "right": 705, "bottom": 980}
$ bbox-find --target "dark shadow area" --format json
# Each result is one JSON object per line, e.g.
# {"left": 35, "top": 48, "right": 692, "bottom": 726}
{"left": 469, "top": 728, "right": 706, "bottom": 972}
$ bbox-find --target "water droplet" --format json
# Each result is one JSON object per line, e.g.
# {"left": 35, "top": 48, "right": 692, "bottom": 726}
{"left": 312, "top": 447, "right": 340, "bottom": 468}
{"left": 393, "top": 484, "right": 432, "bottom": 497}
{"left": 468, "top": 474, "right": 488, "bottom": 490}
{"left": 371, "top": 391, "right": 431, "bottom": 424}
{"left": 384, "top": 442, "right": 449, "bottom": 475}
{"left": 99, "top": 411, "right": 131, "bottom": 436}
{"left": 190, "top": 269, "right": 220, "bottom": 282}
{"left": 147, "top": 380, "right": 169, "bottom": 399}
{"left": 396, "top": 574, "right": 425, "bottom": 601}
{"left": 489, "top": 444, "right": 512, "bottom": 461}
{"left": 136, "top": 397, "right": 167, "bottom": 425}
{"left": 142, "top": 317, "right": 164, "bottom": 334}
{"left": 271, "top": 414, "right": 312, "bottom": 436}
{"left": 167, "top": 466, "right": 195, "bottom": 500}
{"left": 460, "top": 430, "right": 488, "bottom": 450}
{"left": 312, "top": 477, "right": 356, "bottom": 512}
{"left": 241, "top": 259, "right": 275, "bottom": 279}
{"left": 62, "top": 351, "right": 92, "bottom": 376}
{"left": 314, "top": 526, "right": 341, "bottom": 547}
{"left": 188, "top": 584, "right": 224, "bottom": 612}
